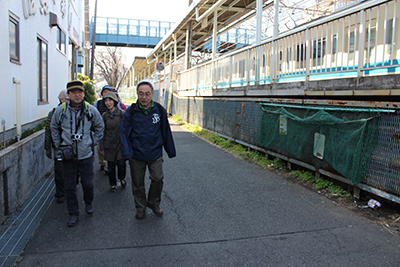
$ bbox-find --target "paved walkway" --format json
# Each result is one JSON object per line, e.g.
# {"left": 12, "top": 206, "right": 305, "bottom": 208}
{"left": 6, "top": 122, "right": 400, "bottom": 266}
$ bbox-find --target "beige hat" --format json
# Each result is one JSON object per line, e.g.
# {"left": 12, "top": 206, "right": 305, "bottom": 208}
{"left": 58, "top": 89, "right": 69, "bottom": 100}
{"left": 104, "top": 91, "right": 118, "bottom": 103}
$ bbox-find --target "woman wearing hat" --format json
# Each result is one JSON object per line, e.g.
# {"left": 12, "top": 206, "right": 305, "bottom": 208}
{"left": 100, "top": 91, "right": 127, "bottom": 191}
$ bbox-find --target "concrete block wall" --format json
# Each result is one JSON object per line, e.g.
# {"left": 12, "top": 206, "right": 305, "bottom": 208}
{"left": 0, "top": 130, "right": 52, "bottom": 224}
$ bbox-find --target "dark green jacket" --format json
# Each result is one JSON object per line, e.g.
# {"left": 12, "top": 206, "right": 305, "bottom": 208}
{"left": 44, "top": 108, "right": 56, "bottom": 150}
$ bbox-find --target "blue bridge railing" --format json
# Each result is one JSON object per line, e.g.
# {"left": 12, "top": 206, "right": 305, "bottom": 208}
{"left": 90, "top": 17, "right": 174, "bottom": 48}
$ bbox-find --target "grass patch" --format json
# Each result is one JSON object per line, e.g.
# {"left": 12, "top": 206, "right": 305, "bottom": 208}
{"left": 289, "top": 170, "right": 315, "bottom": 184}
{"left": 289, "top": 170, "right": 352, "bottom": 198}
{"left": 172, "top": 114, "right": 183, "bottom": 124}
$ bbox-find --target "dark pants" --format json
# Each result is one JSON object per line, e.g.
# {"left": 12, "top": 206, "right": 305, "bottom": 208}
{"left": 129, "top": 157, "right": 164, "bottom": 211}
{"left": 54, "top": 159, "right": 64, "bottom": 198}
{"left": 108, "top": 159, "right": 126, "bottom": 186}
{"left": 62, "top": 156, "right": 95, "bottom": 215}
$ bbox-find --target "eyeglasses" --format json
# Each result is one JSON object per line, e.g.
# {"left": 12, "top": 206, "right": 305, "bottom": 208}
{"left": 138, "top": 91, "right": 152, "bottom": 97}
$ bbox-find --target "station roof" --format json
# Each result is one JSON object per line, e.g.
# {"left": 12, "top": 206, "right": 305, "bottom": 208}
{"left": 133, "top": 0, "right": 269, "bottom": 77}
{"left": 132, "top": 0, "right": 343, "bottom": 77}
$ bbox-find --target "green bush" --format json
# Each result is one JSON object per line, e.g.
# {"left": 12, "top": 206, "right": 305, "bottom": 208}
{"left": 21, "top": 121, "right": 46, "bottom": 140}
{"left": 78, "top": 74, "right": 96, "bottom": 105}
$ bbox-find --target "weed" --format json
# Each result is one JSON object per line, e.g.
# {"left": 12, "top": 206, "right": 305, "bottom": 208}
{"left": 172, "top": 114, "right": 182, "bottom": 123}
{"left": 289, "top": 170, "right": 315, "bottom": 183}
{"left": 269, "top": 158, "right": 286, "bottom": 170}
{"left": 185, "top": 124, "right": 201, "bottom": 133}
{"left": 314, "top": 178, "right": 332, "bottom": 189}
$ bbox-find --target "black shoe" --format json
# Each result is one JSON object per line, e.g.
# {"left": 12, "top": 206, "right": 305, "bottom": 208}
{"left": 55, "top": 196, "right": 65, "bottom": 203}
{"left": 85, "top": 204, "right": 94, "bottom": 215}
{"left": 121, "top": 179, "right": 127, "bottom": 188}
{"left": 67, "top": 215, "right": 79, "bottom": 227}
{"left": 135, "top": 210, "right": 146, "bottom": 219}
{"left": 109, "top": 186, "right": 117, "bottom": 192}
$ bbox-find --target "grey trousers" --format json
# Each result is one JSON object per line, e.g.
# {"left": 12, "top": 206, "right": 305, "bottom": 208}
{"left": 129, "top": 157, "right": 164, "bottom": 211}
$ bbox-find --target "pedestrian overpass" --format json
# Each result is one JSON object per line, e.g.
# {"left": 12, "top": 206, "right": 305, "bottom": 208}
{"left": 90, "top": 17, "right": 174, "bottom": 48}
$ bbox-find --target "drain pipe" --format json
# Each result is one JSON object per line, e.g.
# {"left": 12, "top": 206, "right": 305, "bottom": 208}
{"left": 1, "top": 119, "right": 5, "bottom": 148}
{"left": 13, "top": 78, "right": 21, "bottom": 141}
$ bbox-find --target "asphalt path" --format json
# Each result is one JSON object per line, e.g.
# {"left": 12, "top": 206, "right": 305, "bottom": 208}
{"left": 17, "top": 121, "right": 400, "bottom": 266}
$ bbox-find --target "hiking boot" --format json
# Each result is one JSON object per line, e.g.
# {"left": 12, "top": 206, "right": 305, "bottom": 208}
{"left": 67, "top": 215, "right": 79, "bottom": 227}
{"left": 109, "top": 186, "right": 117, "bottom": 192}
{"left": 121, "top": 179, "right": 127, "bottom": 188}
{"left": 148, "top": 204, "right": 163, "bottom": 217}
{"left": 85, "top": 204, "right": 94, "bottom": 215}
{"left": 135, "top": 209, "right": 146, "bottom": 219}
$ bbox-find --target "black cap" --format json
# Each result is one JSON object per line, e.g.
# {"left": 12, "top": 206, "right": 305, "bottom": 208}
{"left": 66, "top": 80, "right": 84, "bottom": 92}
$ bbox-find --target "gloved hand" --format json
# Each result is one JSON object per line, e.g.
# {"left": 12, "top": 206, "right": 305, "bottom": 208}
{"left": 46, "top": 148, "right": 52, "bottom": 159}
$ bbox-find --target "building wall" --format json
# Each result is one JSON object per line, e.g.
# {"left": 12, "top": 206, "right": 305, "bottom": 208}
{"left": 0, "top": 0, "right": 82, "bottom": 143}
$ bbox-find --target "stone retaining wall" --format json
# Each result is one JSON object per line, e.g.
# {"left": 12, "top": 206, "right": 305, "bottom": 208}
{"left": 0, "top": 130, "right": 52, "bottom": 224}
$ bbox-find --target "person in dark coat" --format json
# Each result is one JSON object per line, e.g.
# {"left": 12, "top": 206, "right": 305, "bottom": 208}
{"left": 94, "top": 85, "right": 112, "bottom": 173}
{"left": 100, "top": 91, "right": 126, "bottom": 192}
{"left": 120, "top": 81, "right": 176, "bottom": 219}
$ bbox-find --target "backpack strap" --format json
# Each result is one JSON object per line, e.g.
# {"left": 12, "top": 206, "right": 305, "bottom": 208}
{"left": 84, "top": 101, "right": 93, "bottom": 121}
{"left": 58, "top": 102, "right": 68, "bottom": 124}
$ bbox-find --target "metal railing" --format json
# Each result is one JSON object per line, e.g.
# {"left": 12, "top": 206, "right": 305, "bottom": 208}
{"left": 177, "top": 0, "right": 399, "bottom": 91}
{"left": 92, "top": 17, "right": 174, "bottom": 38}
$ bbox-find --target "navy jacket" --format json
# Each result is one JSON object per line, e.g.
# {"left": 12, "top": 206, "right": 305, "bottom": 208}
{"left": 120, "top": 101, "right": 176, "bottom": 161}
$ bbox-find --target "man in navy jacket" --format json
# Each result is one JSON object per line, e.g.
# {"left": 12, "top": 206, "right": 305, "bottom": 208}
{"left": 120, "top": 81, "right": 176, "bottom": 219}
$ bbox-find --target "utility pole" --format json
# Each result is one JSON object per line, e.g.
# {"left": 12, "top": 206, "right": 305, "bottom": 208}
{"left": 84, "top": 0, "right": 90, "bottom": 77}
{"left": 89, "top": 0, "right": 97, "bottom": 80}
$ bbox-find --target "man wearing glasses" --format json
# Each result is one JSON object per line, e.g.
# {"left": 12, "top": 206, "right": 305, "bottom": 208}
{"left": 120, "top": 81, "right": 176, "bottom": 219}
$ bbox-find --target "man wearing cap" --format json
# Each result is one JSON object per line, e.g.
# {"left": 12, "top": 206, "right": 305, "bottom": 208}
{"left": 44, "top": 90, "right": 69, "bottom": 204}
{"left": 120, "top": 81, "right": 176, "bottom": 219}
{"left": 51, "top": 80, "right": 104, "bottom": 227}
{"left": 94, "top": 85, "right": 112, "bottom": 173}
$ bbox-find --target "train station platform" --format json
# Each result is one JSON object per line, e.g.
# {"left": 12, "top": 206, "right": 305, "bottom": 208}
{"left": 3, "top": 121, "right": 400, "bottom": 266}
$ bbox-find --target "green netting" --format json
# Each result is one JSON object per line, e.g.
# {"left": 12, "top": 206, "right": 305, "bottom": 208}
{"left": 257, "top": 104, "right": 381, "bottom": 184}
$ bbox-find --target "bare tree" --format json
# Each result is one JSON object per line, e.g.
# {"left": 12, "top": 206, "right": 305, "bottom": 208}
{"left": 94, "top": 47, "right": 126, "bottom": 88}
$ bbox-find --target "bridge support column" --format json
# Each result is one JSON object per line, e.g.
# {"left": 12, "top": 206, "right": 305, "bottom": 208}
{"left": 185, "top": 20, "right": 192, "bottom": 70}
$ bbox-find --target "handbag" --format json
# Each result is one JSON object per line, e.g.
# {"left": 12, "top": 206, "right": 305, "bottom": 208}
{"left": 55, "top": 145, "right": 75, "bottom": 161}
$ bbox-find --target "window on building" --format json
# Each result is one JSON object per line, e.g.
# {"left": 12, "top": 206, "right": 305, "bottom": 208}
{"left": 37, "top": 38, "right": 48, "bottom": 103}
{"left": 57, "top": 27, "right": 66, "bottom": 54}
{"left": 9, "top": 14, "right": 20, "bottom": 63}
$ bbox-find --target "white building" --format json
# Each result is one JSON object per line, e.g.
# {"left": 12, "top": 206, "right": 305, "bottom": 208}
{"left": 1, "top": 0, "right": 83, "bottom": 143}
